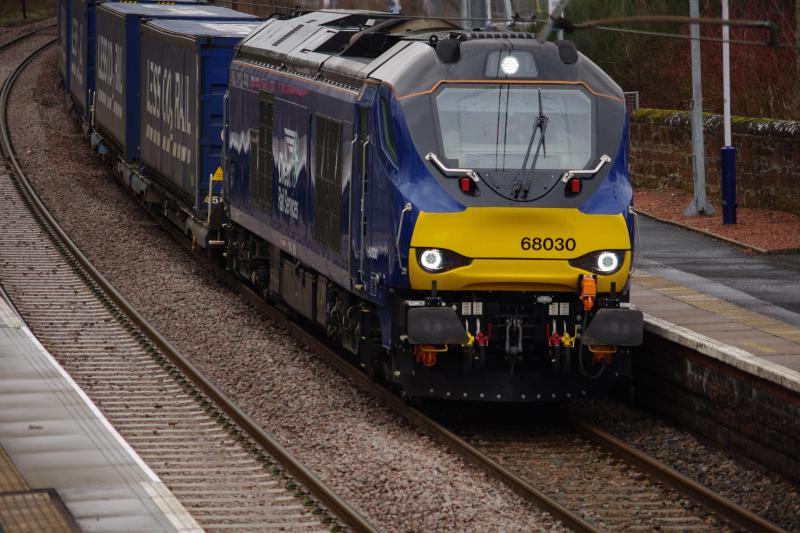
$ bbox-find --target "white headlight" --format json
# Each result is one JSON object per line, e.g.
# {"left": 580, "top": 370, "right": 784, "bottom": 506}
{"left": 420, "top": 249, "right": 445, "bottom": 271}
{"left": 500, "top": 55, "right": 519, "bottom": 75}
{"left": 596, "top": 251, "right": 620, "bottom": 273}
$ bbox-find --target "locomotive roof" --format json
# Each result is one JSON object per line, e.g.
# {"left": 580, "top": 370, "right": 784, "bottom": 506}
{"left": 145, "top": 19, "right": 262, "bottom": 39}
{"left": 236, "top": 9, "right": 621, "bottom": 100}
{"left": 100, "top": 3, "right": 257, "bottom": 19}
{"left": 238, "top": 10, "right": 463, "bottom": 76}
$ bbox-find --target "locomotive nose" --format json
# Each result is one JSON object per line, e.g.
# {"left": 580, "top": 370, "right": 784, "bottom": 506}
{"left": 408, "top": 207, "right": 632, "bottom": 293}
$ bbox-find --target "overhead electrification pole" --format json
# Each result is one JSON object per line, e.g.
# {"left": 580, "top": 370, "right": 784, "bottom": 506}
{"left": 684, "top": 0, "right": 715, "bottom": 216}
{"left": 720, "top": 0, "right": 737, "bottom": 224}
{"left": 548, "top": 0, "right": 565, "bottom": 40}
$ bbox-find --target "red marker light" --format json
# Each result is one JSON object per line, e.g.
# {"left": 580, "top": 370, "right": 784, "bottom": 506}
{"left": 459, "top": 176, "right": 473, "bottom": 193}
{"left": 567, "top": 178, "right": 582, "bottom": 194}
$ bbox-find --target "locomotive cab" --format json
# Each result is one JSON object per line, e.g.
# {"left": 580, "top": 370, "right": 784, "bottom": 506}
{"left": 374, "top": 34, "right": 644, "bottom": 400}
{"left": 222, "top": 11, "right": 643, "bottom": 402}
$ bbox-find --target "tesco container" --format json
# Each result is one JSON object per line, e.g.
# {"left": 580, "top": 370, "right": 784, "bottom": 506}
{"left": 66, "top": 0, "right": 207, "bottom": 118}
{"left": 93, "top": 3, "right": 253, "bottom": 161}
{"left": 140, "top": 19, "right": 260, "bottom": 213}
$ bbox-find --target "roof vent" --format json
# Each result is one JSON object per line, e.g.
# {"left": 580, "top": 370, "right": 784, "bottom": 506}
{"left": 467, "top": 32, "right": 534, "bottom": 39}
{"left": 273, "top": 24, "right": 303, "bottom": 46}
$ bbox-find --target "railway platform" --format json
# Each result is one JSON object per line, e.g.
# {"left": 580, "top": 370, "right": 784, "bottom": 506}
{"left": 633, "top": 215, "right": 800, "bottom": 389}
{"left": 633, "top": 270, "right": 800, "bottom": 375}
{"left": 0, "top": 288, "right": 200, "bottom": 532}
{"left": 629, "top": 215, "right": 800, "bottom": 480}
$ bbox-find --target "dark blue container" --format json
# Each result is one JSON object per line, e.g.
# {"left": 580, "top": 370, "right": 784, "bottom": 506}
{"left": 67, "top": 0, "right": 207, "bottom": 119}
{"left": 57, "top": 0, "right": 70, "bottom": 90}
{"left": 68, "top": 0, "right": 95, "bottom": 116}
{"left": 93, "top": 3, "right": 256, "bottom": 162}
{"left": 140, "top": 19, "right": 261, "bottom": 213}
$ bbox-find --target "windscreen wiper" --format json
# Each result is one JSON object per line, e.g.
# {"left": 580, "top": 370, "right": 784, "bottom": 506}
{"left": 512, "top": 88, "right": 548, "bottom": 199}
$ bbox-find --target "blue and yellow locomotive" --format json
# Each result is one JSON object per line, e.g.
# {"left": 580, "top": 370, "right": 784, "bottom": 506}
{"left": 223, "top": 10, "right": 643, "bottom": 401}
{"left": 57, "top": 2, "right": 643, "bottom": 401}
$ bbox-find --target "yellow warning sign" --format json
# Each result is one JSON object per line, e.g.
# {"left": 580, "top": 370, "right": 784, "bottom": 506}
{"left": 212, "top": 166, "right": 224, "bottom": 182}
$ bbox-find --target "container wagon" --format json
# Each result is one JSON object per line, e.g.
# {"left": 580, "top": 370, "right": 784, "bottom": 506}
{"left": 92, "top": 3, "right": 256, "bottom": 162}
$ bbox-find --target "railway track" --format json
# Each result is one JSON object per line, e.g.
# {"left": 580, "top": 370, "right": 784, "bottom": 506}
{"left": 148, "top": 168, "right": 785, "bottom": 530}
{"left": 1, "top": 24, "right": 787, "bottom": 533}
{"left": 0, "top": 22, "right": 55, "bottom": 52}
{"left": 115, "top": 108, "right": 785, "bottom": 530}
{"left": 217, "top": 272, "right": 786, "bottom": 532}
{"left": 0, "top": 31, "right": 373, "bottom": 533}
{"left": 448, "top": 413, "right": 787, "bottom": 532}
{"left": 141, "top": 202, "right": 783, "bottom": 533}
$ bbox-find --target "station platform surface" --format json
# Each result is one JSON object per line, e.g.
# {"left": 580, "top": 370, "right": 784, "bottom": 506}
{"left": 0, "top": 290, "right": 201, "bottom": 532}
{"left": 633, "top": 216, "right": 800, "bottom": 389}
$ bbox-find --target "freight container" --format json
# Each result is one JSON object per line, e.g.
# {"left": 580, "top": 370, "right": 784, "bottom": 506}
{"left": 94, "top": 3, "right": 256, "bottom": 162}
{"left": 58, "top": 0, "right": 70, "bottom": 90}
{"left": 140, "top": 19, "right": 260, "bottom": 214}
{"left": 65, "top": 0, "right": 209, "bottom": 119}
{"left": 69, "top": 0, "right": 94, "bottom": 116}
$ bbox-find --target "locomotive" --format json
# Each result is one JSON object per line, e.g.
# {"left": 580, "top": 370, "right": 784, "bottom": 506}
{"left": 59, "top": 6, "right": 643, "bottom": 402}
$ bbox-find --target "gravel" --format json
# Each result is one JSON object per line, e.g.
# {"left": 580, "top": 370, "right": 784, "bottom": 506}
{"left": 6, "top": 41, "right": 566, "bottom": 532}
{"left": 570, "top": 399, "right": 800, "bottom": 531}
{"left": 0, "top": 23, "right": 55, "bottom": 83}
{"left": 0, "top": 19, "right": 55, "bottom": 49}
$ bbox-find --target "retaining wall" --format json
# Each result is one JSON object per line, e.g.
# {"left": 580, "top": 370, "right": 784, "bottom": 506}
{"left": 629, "top": 109, "right": 800, "bottom": 213}
{"left": 634, "top": 329, "right": 800, "bottom": 483}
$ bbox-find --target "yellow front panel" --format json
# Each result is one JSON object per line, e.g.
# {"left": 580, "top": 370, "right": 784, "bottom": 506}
{"left": 409, "top": 207, "right": 632, "bottom": 292}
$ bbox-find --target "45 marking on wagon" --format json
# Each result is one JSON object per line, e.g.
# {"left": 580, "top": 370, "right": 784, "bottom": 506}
{"left": 520, "top": 237, "right": 576, "bottom": 252}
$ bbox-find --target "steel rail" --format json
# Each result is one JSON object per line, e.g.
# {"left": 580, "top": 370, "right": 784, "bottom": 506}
{"left": 0, "top": 22, "right": 55, "bottom": 53}
{"left": 572, "top": 420, "right": 786, "bottom": 533}
{"left": 0, "top": 39, "right": 375, "bottom": 533}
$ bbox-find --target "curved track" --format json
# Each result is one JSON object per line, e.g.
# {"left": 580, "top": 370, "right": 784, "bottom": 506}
{"left": 0, "top": 33, "right": 373, "bottom": 533}
{"left": 0, "top": 22, "right": 55, "bottom": 52}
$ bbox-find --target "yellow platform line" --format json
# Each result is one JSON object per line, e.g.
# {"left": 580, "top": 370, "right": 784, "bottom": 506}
{"left": 0, "top": 447, "right": 28, "bottom": 493}
{"left": 634, "top": 272, "right": 800, "bottom": 346}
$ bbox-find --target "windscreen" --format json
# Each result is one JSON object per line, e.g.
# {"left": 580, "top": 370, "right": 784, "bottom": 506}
{"left": 434, "top": 85, "right": 592, "bottom": 171}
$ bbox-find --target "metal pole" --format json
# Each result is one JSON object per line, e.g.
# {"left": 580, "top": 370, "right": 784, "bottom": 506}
{"left": 722, "top": 0, "right": 731, "bottom": 148}
{"left": 537, "top": 0, "right": 571, "bottom": 42}
{"left": 503, "top": 0, "right": 513, "bottom": 29}
{"left": 548, "top": 0, "right": 565, "bottom": 40}
{"left": 720, "top": 0, "right": 737, "bottom": 224}
{"left": 684, "top": 0, "right": 715, "bottom": 216}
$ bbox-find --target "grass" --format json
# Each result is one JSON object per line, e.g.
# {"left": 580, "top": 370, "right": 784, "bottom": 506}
{"left": 0, "top": 0, "right": 55, "bottom": 27}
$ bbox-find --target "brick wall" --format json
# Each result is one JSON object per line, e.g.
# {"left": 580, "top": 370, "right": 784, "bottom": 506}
{"left": 629, "top": 109, "right": 800, "bottom": 213}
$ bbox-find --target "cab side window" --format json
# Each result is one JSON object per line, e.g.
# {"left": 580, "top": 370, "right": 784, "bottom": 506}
{"left": 379, "top": 96, "right": 398, "bottom": 165}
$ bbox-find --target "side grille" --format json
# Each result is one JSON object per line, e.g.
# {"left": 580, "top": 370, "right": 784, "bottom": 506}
{"left": 314, "top": 114, "right": 342, "bottom": 253}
